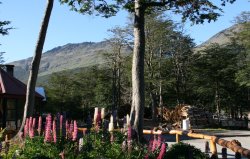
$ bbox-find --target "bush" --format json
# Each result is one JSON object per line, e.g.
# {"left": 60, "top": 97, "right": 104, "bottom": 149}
{"left": 164, "top": 142, "right": 208, "bottom": 159}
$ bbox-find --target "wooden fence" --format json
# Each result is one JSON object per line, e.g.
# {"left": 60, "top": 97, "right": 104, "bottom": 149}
{"left": 143, "top": 129, "right": 250, "bottom": 159}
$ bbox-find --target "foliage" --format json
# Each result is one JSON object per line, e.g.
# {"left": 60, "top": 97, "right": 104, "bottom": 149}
{"left": 189, "top": 43, "right": 243, "bottom": 114}
{"left": 234, "top": 13, "right": 250, "bottom": 87}
{"left": 164, "top": 142, "right": 208, "bottom": 159}
{"left": 0, "top": 21, "right": 12, "bottom": 36}
{"left": 45, "top": 66, "right": 114, "bottom": 118}
{"left": 59, "top": 0, "right": 119, "bottom": 18}
{"left": 43, "top": 11, "right": 250, "bottom": 122}
{"left": 3, "top": 113, "right": 150, "bottom": 159}
{"left": 0, "top": 1, "right": 12, "bottom": 63}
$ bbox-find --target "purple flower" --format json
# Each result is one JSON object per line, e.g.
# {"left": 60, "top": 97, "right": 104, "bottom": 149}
{"left": 44, "top": 114, "right": 52, "bottom": 142}
{"left": 157, "top": 135, "right": 162, "bottom": 147}
{"left": 38, "top": 116, "right": 42, "bottom": 136}
{"left": 151, "top": 135, "right": 157, "bottom": 152}
{"left": 96, "top": 110, "right": 101, "bottom": 125}
{"left": 72, "top": 120, "right": 78, "bottom": 141}
{"left": 53, "top": 119, "right": 57, "bottom": 143}
{"left": 32, "top": 118, "right": 36, "bottom": 129}
{"left": 60, "top": 115, "right": 63, "bottom": 135}
{"left": 157, "top": 143, "right": 166, "bottom": 159}
{"left": 69, "top": 120, "right": 74, "bottom": 139}
{"left": 127, "top": 125, "right": 132, "bottom": 141}
{"left": 28, "top": 117, "right": 33, "bottom": 138}
{"left": 66, "top": 120, "right": 69, "bottom": 138}
{"left": 24, "top": 118, "right": 29, "bottom": 138}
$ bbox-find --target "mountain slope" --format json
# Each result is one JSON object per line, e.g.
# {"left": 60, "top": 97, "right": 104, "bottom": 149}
{"left": 195, "top": 23, "right": 243, "bottom": 51}
{"left": 10, "top": 23, "right": 243, "bottom": 83}
{"left": 10, "top": 41, "right": 131, "bottom": 83}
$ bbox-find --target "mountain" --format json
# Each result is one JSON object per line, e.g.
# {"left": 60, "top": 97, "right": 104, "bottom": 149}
{"left": 9, "top": 41, "right": 131, "bottom": 83}
{"left": 195, "top": 23, "right": 243, "bottom": 51}
{"left": 10, "top": 23, "right": 243, "bottom": 84}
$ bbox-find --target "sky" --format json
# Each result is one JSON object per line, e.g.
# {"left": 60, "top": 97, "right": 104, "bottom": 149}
{"left": 0, "top": 0, "right": 249, "bottom": 63}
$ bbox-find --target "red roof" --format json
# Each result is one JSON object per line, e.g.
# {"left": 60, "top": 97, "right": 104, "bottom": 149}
{"left": 0, "top": 68, "right": 43, "bottom": 99}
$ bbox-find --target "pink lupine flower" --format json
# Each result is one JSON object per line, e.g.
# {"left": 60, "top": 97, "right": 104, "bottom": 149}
{"left": 69, "top": 120, "right": 74, "bottom": 139}
{"left": 157, "top": 135, "right": 162, "bottom": 147}
{"left": 60, "top": 115, "right": 63, "bottom": 136}
{"left": 72, "top": 120, "right": 78, "bottom": 141}
{"left": 32, "top": 117, "right": 36, "bottom": 128}
{"left": 28, "top": 117, "right": 33, "bottom": 137}
{"left": 96, "top": 110, "right": 101, "bottom": 125}
{"left": 53, "top": 119, "right": 57, "bottom": 143}
{"left": 30, "top": 117, "right": 36, "bottom": 138}
{"left": 65, "top": 120, "right": 69, "bottom": 138}
{"left": 157, "top": 143, "right": 166, "bottom": 159}
{"left": 151, "top": 135, "right": 157, "bottom": 152}
{"left": 127, "top": 125, "right": 132, "bottom": 141}
{"left": 44, "top": 114, "right": 52, "bottom": 142}
{"left": 24, "top": 118, "right": 29, "bottom": 138}
{"left": 148, "top": 138, "right": 153, "bottom": 152}
{"left": 38, "top": 116, "right": 42, "bottom": 136}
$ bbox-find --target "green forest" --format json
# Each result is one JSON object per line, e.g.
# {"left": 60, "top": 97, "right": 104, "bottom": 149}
{"left": 44, "top": 11, "right": 250, "bottom": 120}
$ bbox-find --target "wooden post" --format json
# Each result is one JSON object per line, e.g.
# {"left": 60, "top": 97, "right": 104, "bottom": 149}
{"left": 235, "top": 152, "right": 241, "bottom": 159}
{"left": 176, "top": 134, "right": 180, "bottom": 143}
{"left": 222, "top": 147, "right": 227, "bottom": 159}
{"left": 232, "top": 140, "right": 242, "bottom": 159}
{"left": 205, "top": 140, "right": 210, "bottom": 158}
{"left": 210, "top": 139, "right": 217, "bottom": 158}
{"left": 205, "top": 141, "right": 210, "bottom": 154}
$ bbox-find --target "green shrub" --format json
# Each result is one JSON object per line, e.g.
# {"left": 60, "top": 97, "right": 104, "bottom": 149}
{"left": 164, "top": 142, "right": 208, "bottom": 159}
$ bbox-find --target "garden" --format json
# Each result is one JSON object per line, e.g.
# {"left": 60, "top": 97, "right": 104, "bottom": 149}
{"left": 0, "top": 108, "right": 208, "bottom": 159}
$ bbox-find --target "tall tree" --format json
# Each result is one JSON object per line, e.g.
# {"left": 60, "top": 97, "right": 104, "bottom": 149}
{"left": 144, "top": 12, "right": 175, "bottom": 120}
{"left": 61, "top": 0, "right": 237, "bottom": 142}
{"left": 127, "top": 0, "right": 236, "bottom": 141}
{"left": 105, "top": 26, "right": 133, "bottom": 112}
{"left": 234, "top": 12, "right": 250, "bottom": 87}
{"left": 18, "top": 0, "right": 54, "bottom": 135}
{"left": 190, "top": 43, "right": 241, "bottom": 117}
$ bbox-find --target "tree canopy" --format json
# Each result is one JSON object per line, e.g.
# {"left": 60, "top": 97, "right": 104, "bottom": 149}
{"left": 59, "top": 0, "right": 238, "bottom": 142}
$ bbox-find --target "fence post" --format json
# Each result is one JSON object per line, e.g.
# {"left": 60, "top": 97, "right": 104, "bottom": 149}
{"left": 176, "top": 134, "right": 180, "bottom": 143}
{"left": 205, "top": 141, "right": 210, "bottom": 157}
{"left": 210, "top": 139, "right": 217, "bottom": 158}
{"left": 235, "top": 152, "right": 241, "bottom": 159}
{"left": 232, "top": 140, "right": 242, "bottom": 159}
{"left": 222, "top": 147, "right": 227, "bottom": 159}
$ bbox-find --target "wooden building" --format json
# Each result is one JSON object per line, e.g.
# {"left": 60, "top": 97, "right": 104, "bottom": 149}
{"left": 0, "top": 65, "right": 44, "bottom": 130}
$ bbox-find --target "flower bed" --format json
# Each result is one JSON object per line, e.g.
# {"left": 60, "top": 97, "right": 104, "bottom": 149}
{"left": 0, "top": 109, "right": 207, "bottom": 159}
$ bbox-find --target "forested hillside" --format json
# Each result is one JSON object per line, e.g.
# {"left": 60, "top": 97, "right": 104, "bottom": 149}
{"left": 9, "top": 12, "right": 249, "bottom": 120}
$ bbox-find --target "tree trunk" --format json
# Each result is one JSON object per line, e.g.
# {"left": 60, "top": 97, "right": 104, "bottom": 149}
{"left": 17, "top": 0, "right": 53, "bottom": 135}
{"left": 150, "top": 91, "right": 157, "bottom": 122}
{"left": 112, "top": 63, "right": 117, "bottom": 113}
{"left": 159, "top": 46, "right": 163, "bottom": 121}
{"left": 130, "top": 0, "right": 145, "bottom": 142}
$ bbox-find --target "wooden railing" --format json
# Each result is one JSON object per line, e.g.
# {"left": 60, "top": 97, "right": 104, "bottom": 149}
{"left": 143, "top": 129, "right": 250, "bottom": 158}
{"left": 78, "top": 127, "right": 250, "bottom": 158}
